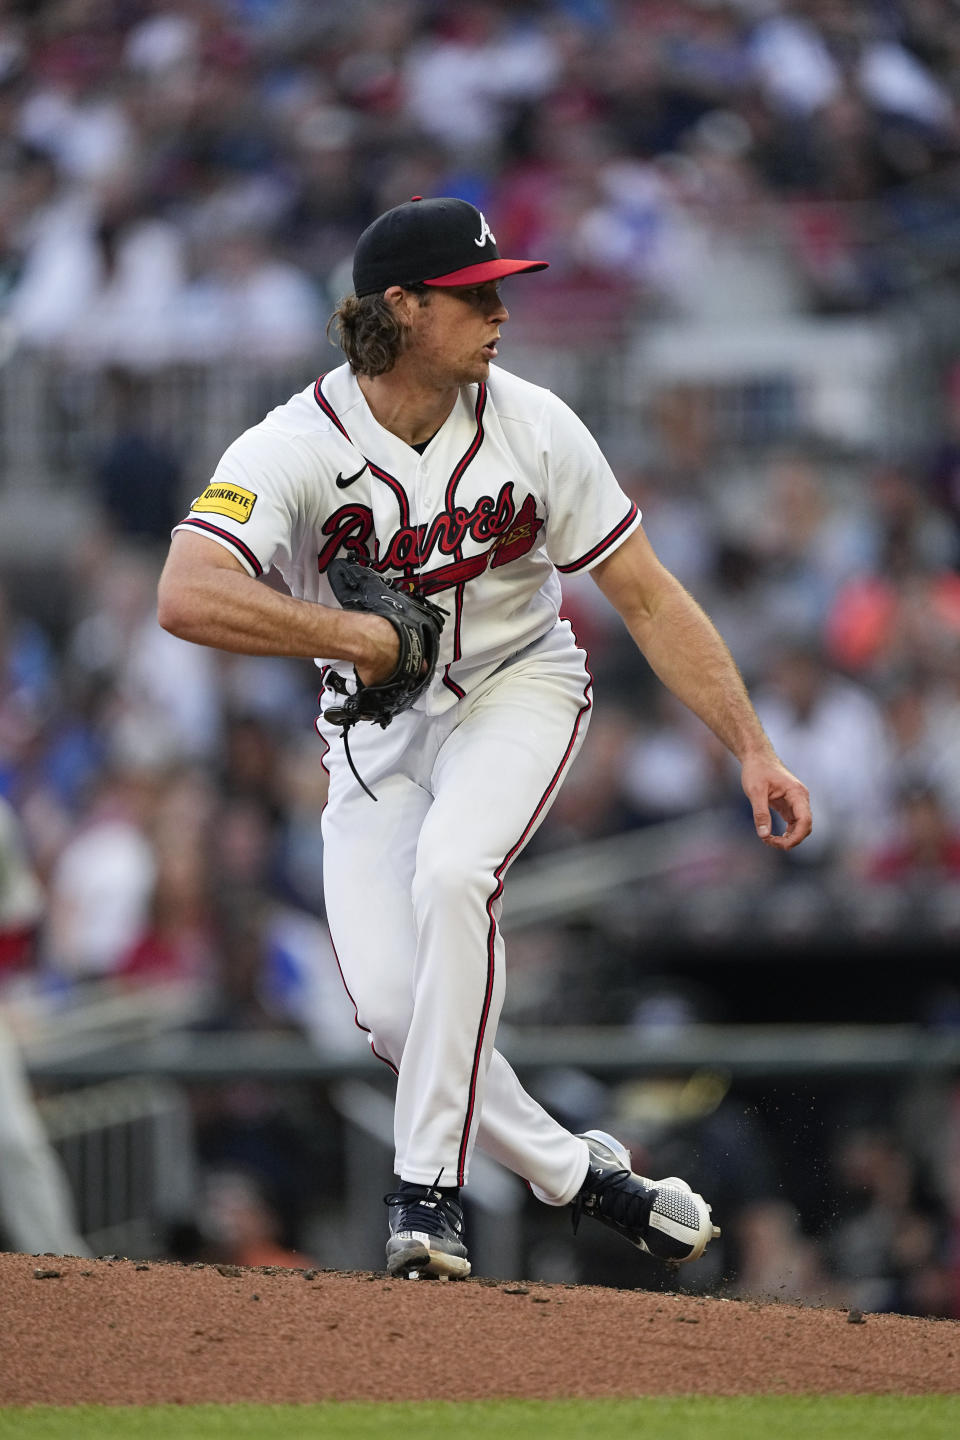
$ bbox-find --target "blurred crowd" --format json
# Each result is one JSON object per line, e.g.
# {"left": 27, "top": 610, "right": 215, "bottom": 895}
{"left": 2, "top": 0, "right": 960, "bottom": 364}
{"left": 0, "top": 0, "right": 959, "bottom": 1314}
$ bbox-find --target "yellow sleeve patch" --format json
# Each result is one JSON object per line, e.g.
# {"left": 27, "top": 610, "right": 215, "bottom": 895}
{"left": 190, "top": 483, "right": 257, "bottom": 524}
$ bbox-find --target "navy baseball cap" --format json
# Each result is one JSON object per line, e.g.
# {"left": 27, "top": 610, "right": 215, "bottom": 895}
{"left": 352, "top": 196, "right": 548, "bottom": 298}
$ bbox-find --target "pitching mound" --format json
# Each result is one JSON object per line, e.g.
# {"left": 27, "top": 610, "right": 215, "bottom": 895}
{"left": 1, "top": 1253, "right": 956, "bottom": 1404}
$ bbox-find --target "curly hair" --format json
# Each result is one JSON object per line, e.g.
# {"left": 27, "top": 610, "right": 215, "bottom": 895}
{"left": 328, "top": 286, "right": 432, "bottom": 377}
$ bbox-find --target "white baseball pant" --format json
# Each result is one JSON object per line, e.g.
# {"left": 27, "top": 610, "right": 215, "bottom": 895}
{"left": 320, "top": 621, "right": 593, "bottom": 1204}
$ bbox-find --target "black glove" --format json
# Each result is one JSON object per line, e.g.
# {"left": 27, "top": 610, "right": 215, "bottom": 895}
{"left": 323, "top": 556, "right": 446, "bottom": 796}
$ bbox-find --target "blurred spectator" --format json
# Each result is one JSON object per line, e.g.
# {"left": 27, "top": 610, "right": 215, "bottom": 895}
{"left": 93, "top": 367, "right": 183, "bottom": 544}
{"left": 621, "top": 692, "right": 729, "bottom": 822}
{"left": 863, "top": 785, "right": 960, "bottom": 885}
{"left": 176, "top": 227, "right": 323, "bottom": 363}
{"left": 0, "top": 796, "right": 90, "bottom": 1256}
{"left": 62, "top": 181, "right": 187, "bottom": 367}
{"left": 273, "top": 734, "right": 329, "bottom": 915}
{"left": 402, "top": 4, "right": 561, "bottom": 164}
{"left": 116, "top": 785, "right": 218, "bottom": 991}
{"left": 0, "top": 794, "right": 43, "bottom": 979}
{"left": 928, "top": 358, "right": 960, "bottom": 562}
{"left": 41, "top": 765, "right": 157, "bottom": 981}
{"left": 198, "top": 1167, "right": 315, "bottom": 1270}
{"left": 7, "top": 167, "right": 187, "bottom": 364}
{"left": 695, "top": 538, "right": 774, "bottom": 682}
{"left": 0, "top": 582, "right": 58, "bottom": 802}
{"left": 123, "top": 3, "right": 200, "bottom": 81}
{"left": 571, "top": 153, "right": 715, "bottom": 312}
{"left": 823, "top": 1125, "right": 954, "bottom": 1317}
{"left": 748, "top": 8, "right": 843, "bottom": 119}
{"left": 261, "top": 904, "right": 365, "bottom": 1056}
{"left": 67, "top": 543, "right": 223, "bottom": 765}
{"left": 2, "top": 145, "right": 95, "bottom": 350}
{"left": 732, "top": 1200, "right": 838, "bottom": 1307}
{"left": 826, "top": 554, "right": 960, "bottom": 684}
{"left": 748, "top": 450, "right": 876, "bottom": 644}
{"left": 882, "top": 675, "right": 960, "bottom": 824}
{"left": 754, "top": 641, "right": 895, "bottom": 863}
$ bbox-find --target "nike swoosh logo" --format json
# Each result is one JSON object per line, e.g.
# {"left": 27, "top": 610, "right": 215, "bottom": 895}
{"left": 336, "top": 462, "right": 368, "bottom": 489}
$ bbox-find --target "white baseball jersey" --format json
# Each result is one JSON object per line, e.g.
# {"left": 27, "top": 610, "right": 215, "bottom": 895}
{"left": 174, "top": 362, "right": 641, "bottom": 711}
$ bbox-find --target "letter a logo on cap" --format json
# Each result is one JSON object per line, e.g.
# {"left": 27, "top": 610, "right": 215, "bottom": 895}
{"left": 474, "top": 212, "right": 496, "bottom": 248}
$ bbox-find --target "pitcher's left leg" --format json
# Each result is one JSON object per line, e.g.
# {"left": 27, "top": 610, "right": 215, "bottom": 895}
{"left": 396, "top": 639, "right": 592, "bottom": 1187}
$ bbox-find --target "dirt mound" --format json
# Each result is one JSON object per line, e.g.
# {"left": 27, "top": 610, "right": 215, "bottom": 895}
{"left": 1, "top": 1252, "right": 957, "bottom": 1405}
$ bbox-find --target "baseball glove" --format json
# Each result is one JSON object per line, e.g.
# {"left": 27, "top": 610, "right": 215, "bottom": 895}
{"left": 323, "top": 555, "right": 446, "bottom": 797}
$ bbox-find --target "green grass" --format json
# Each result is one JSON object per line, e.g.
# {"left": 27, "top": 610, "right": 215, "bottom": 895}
{"left": 1, "top": 1398, "right": 959, "bottom": 1440}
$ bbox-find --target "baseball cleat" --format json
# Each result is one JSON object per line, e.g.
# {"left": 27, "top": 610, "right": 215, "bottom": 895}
{"left": 573, "top": 1130, "right": 720, "bottom": 1264}
{"left": 384, "top": 1181, "right": 471, "bottom": 1279}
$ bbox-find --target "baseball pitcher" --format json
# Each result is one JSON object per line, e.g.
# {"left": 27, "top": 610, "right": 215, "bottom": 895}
{"left": 159, "top": 196, "right": 812, "bottom": 1279}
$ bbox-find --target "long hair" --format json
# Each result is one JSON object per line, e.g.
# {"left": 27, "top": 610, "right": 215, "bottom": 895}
{"left": 327, "top": 286, "right": 431, "bottom": 376}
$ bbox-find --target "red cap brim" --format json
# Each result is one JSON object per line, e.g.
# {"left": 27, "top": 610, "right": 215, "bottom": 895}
{"left": 423, "top": 258, "right": 549, "bottom": 287}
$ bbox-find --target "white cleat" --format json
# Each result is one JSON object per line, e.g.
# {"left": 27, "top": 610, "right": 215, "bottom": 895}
{"left": 573, "top": 1130, "right": 720, "bottom": 1264}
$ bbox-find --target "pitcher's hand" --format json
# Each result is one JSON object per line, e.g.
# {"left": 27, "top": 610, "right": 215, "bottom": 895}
{"left": 741, "top": 755, "right": 812, "bottom": 851}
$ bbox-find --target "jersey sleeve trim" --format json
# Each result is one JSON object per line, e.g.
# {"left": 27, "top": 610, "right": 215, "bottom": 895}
{"left": 554, "top": 502, "right": 640, "bottom": 575}
{"left": 314, "top": 371, "right": 351, "bottom": 438}
{"left": 174, "top": 516, "right": 265, "bottom": 577}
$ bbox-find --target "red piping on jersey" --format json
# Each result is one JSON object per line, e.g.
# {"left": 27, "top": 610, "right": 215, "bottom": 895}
{"left": 313, "top": 374, "right": 352, "bottom": 439}
{"left": 314, "top": 716, "right": 400, "bottom": 1076}
{"left": 314, "top": 373, "right": 410, "bottom": 527}
{"left": 441, "top": 585, "right": 466, "bottom": 696}
{"left": 456, "top": 647, "right": 594, "bottom": 1185}
{"left": 555, "top": 502, "right": 639, "bottom": 574}
{"left": 371, "top": 465, "right": 410, "bottom": 527}
{"left": 440, "top": 385, "right": 485, "bottom": 691}
{"left": 453, "top": 583, "right": 464, "bottom": 659}
{"left": 177, "top": 516, "right": 264, "bottom": 576}
{"left": 445, "top": 383, "right": 486, "bottom": 514}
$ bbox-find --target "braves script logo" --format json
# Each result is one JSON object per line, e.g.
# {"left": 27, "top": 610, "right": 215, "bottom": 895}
{"left": 316, "top": 483, "right": 542, "bottom": 593}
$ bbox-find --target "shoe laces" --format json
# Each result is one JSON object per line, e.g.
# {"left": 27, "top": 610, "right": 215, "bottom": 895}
{"left": 384, "top": 1179, "right": 463, "bottom": 1239}
{"left": 572, "top": 1165, "right": 654, "bottom": 1236}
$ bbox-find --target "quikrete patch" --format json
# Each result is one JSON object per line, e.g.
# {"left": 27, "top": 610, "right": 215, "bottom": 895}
{"left": 191, "top": 484, "right": 257, "bottom": 523}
